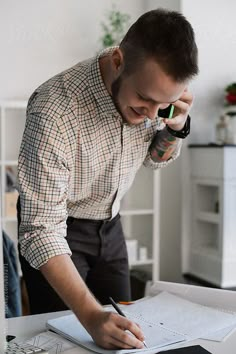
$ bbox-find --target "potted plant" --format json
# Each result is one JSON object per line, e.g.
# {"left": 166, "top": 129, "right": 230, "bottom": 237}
{"left": 100, "top": 5, "right": 130, "bottom": 48}
{"left": 222, "top": 82, "right": 236, "bottom": 144}
{"left": 225, "top": 82, "right": 236, "bottom": 116}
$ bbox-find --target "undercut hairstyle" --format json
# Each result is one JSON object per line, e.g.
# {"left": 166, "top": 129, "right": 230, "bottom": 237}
{"left": 119, "top": 8, "right": 199, "bottom": 82}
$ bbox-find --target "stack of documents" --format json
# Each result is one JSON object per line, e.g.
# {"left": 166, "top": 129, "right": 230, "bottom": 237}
{"left": 47, "top": 292, "right": 236, "bottom": 353}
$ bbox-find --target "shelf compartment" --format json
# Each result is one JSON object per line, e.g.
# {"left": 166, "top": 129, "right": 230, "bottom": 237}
{"left": 189, "top": 250, "right": 223, "bottom": 286}
{"left": 194, "top": 183, "right": 219, "bottom": 214}
{"left": 195, "top": 211, "right": 220, "bottom": 224}
{"left": 122, "top": 214, "right": 153, "bottom": 263}
{"left": 192, "top": 220, "right": 219, "bottom": 254}
{"left": 121, "top": 166, "right": 153, "bottom": 211}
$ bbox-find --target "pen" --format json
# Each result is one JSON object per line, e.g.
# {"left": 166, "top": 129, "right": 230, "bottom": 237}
{"left": 168, "top": 104, "right": 175, "bottom": 119}
{"left": 109, "top": 297, "right": 148, "bottom": 348}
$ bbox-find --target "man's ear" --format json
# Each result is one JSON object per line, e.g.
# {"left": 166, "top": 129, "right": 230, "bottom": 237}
{"left": 111, "top": 48, "right": 124, "bottom": 75}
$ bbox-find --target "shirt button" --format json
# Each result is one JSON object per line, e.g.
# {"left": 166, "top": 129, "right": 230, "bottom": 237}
{"left": 144, "top": 136, "right": 151, "bottom": 142}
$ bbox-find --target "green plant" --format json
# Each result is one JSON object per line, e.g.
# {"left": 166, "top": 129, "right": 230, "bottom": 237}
{"left": 100, "top": 5, "right": 130, "bottom": 48}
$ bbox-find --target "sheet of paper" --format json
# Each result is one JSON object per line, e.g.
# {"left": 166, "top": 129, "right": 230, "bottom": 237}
{"left": 17, "top": 330, "right": 77, "bottom": 353}
{"left": 124, "top": 292, "right": 236, "bottom": 340}
{"left": 47, "top": 313, "right": 185, "bottom": 354}
{"left": 201, "top": 324, "right": 236, "bottom": 342}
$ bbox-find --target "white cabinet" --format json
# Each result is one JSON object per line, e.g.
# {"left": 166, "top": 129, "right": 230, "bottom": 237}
{"left": 0, "top": 101, "right": 27, "bottom": 257}
{"left": 120, "top": 167, "right": 160, "bottom": 282}
{"left": 188, "top": 146, "right": 236, "bottom": 288}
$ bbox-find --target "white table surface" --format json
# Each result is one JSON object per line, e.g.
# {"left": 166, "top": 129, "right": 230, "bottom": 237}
{"left": 6, "top": 310, "right": 236, "bottom": 353}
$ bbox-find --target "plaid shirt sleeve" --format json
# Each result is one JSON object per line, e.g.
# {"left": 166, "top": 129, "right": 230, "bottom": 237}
{"left": 18, "top": 110, "right": 72, "bottom": 269}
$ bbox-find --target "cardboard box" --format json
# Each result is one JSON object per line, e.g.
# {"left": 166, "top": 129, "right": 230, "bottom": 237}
{"left": 126, "top": 239, "right": 138, "bottom": 264}
{"left": 5, "top": 191, "right": 18, "bottom": 217}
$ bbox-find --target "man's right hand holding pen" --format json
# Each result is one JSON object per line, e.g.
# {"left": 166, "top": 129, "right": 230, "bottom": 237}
{"left": 85, "top": 307, "right": 146, "bottom": 349}
{"left": 41, "top": 254, "right": 146, "bottom": 350}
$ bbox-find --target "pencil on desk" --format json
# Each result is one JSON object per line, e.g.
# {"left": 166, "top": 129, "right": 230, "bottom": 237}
{"left": 109, "top": 297, "right": 148, "bottom": 348}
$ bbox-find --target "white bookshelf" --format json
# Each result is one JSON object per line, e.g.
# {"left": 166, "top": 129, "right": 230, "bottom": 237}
{"left": 186, "top": 146, "right": 236, "bottom": 288}
{"left": 0, "top": 100, "right": 27, "bottom": 263}
{"left": 120, "top": 166, "right": 160, "bottom": 282}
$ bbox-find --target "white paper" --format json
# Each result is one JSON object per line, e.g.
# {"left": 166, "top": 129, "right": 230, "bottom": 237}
{"left": 47, "top": 312, "right": 185, "bottom": 354}
{"left": 201, "top": 324, "right": 236, "bottom": 342}
{"left": 17, "top": 331, "right": 77, "bottom": 353}
{"left": 124, "top": 292, "right": 236, "bottom": 340}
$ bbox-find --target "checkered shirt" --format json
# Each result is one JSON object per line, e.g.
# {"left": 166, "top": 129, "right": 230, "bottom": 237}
{"left": 18, "top": 48, "right": 182, "bottom": 269}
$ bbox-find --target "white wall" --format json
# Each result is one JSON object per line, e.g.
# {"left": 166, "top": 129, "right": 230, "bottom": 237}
{"left": 146, "top": 0, "right": 180, "bottom": 11}
{"left": 0, "top": 0, "right": 144, "bottom": 100}
{"left": 182, "top": 0, "right": 236, "bottom": 145}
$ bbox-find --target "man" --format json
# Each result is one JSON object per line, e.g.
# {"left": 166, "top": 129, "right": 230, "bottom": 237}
{"left": 18, "top": 8, "right": 198, "bottom": 350}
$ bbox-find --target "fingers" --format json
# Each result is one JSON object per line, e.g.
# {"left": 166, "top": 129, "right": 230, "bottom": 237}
{"left": 163, "top": 90, "right": 193, "bottom": 131}
{"left": 178, "top": 90, "right": 193, "bottom": 106}
{"left": 111, "top": 314, "right": 145, "bottom": 349}
{"left": 92, "top": 312, "right": 145, "bottom": 350}
{"left": 105, "top": 337, "right": 135, "bottom": 350}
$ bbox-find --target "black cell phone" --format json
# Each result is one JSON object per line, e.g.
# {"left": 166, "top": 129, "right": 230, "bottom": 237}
{"left": 6, "top": 335, "right": 16, "bottom": 342}
{"left": 159, "top": 345, "right": 212, "bottom": 354}
{"left": 158, "top": 105, "right": 172, "bottom": 118}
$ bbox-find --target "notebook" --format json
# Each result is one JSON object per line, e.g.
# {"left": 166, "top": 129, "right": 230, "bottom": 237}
{"left": 47, "top": 292, "right": 236, "bottom": 354}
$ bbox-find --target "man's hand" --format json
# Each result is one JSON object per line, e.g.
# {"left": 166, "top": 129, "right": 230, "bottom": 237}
{"left": 163, "top": 89, "right": 193, "bottom": 131}
{"left": 85, "top": 309, "right": 145, "bottom": 349}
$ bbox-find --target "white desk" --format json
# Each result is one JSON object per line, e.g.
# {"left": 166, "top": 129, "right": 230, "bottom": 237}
{"left": 6, "top": 310, "right": 236, "bottom": 354}
{"left": 6, "top": 281, "right": 236, "bottom": 353}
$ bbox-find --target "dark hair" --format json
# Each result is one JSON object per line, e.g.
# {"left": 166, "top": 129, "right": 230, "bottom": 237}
{"left": 120, "top": 8, "right": 198, "bottom": 82}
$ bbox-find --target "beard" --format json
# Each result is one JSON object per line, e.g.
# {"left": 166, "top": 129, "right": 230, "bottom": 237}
{"left": 111, "top": 74, "right": 129, "bottom": 124}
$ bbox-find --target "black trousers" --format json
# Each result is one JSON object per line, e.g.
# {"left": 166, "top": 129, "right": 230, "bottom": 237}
{"left": 17, "top": 199, "right": 131, "bottom": 314}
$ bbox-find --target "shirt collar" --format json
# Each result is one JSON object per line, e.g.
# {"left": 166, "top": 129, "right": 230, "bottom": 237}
{"left": 88, "top": 47, "right": 121, "bottom": 119}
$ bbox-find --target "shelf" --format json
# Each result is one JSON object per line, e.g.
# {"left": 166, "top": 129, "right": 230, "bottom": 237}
{"left": 191, "top": 247, "right": 219, "bottom": 259}
{"left": 196, "top": 211, "right": 220, "bottom": 224}
{"left": 129, "top": 259, "right": 153, "bottom": 266}
{"left": 120, "top": 209, "right": 153, "bottom": 216}
{"left": 2, "top": 217, "right": 17, "bottom": 222}
{"left": 0, "top": 100, "right": 27, "bottom": 108}
{"left": 0, "top": 160, "right": 18, "bottom": 166}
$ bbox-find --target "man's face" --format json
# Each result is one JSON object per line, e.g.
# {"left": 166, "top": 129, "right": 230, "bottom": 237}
{"left": 111, "top": 57, "right": 187, "bottom": 126}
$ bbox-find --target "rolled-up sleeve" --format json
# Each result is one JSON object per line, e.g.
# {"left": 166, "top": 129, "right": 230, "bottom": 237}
{"left": 18, "top": 112, "right": 71, "bottom": 269}
{"left": 143, "top": 127, "right": 183, "bottom": 170}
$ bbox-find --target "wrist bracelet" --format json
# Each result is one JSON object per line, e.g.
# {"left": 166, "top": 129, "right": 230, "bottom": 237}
{"left": 166, "top": 115, "right": 191, "bottom": 139}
